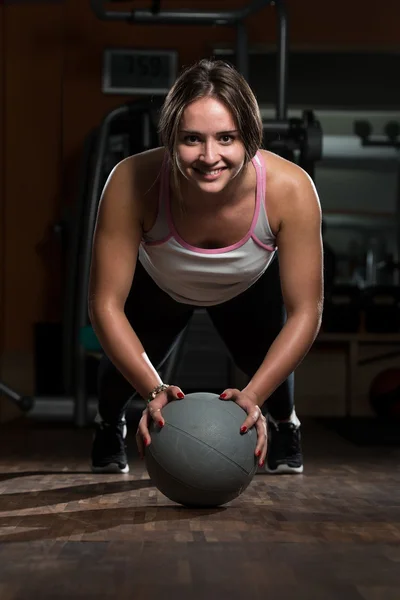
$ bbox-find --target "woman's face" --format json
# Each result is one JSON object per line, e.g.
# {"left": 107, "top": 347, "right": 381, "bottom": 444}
{"left": 175, "top": 96, "right": 246, "bottom": 194}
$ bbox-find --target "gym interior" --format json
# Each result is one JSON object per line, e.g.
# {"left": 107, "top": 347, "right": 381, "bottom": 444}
{"left": 1, "top": 1, "right": 400, "bottom": 598}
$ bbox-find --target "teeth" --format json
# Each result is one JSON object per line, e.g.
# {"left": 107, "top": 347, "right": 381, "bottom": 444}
{"left": 201, "top": 169, "right": 222, "bottom": 175}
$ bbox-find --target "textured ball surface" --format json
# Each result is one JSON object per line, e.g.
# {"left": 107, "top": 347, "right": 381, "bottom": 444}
{"left": 145, "top": 392, "right": 258, "bottom": 507}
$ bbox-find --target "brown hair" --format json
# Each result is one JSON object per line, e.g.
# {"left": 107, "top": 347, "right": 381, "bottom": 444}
{"left": 158, "top": 58, "right": 263, "bottom": 204}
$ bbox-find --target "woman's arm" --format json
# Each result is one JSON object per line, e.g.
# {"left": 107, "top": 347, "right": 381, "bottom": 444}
{"left": 242, "top": 165, "right": 323, "bottom": 408}
{"left": 88, "top": 156, "right": 162, "bottom": 399}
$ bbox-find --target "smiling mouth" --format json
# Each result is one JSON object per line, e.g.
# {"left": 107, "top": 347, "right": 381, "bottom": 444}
{"left": 193, "top": 167, "right": 227, "bottom": 176}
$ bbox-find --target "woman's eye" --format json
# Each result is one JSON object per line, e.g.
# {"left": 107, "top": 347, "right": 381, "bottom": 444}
{"left": 184, "top": 135, "right": 199, "bottom": 144}
{"left": 220, "top": 135, "right": 233, "bottom": 143}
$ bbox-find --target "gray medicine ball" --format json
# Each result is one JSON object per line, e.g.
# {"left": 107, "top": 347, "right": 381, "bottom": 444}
{"left": 145, "top": 392, "right": 258, "bottom": 507}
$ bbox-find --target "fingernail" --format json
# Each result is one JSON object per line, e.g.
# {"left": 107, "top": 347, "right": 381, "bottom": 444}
{"left": 259, "top": 461, "right": 265, "bottom": 467}
{"left": 240, "top": 426, "right": 247, "bottom": 433}
{"left": 144, "top": 439, "right": 150, "bottom": 447}
{"left": 256, "top": 450, "right": 261, "bottom": 457}
{"left": 159, "top": 420, "right": 164, "bottom": 428}
{"left": 177, "top": 392, "right": 184, "bottom": 399}
{"left": 220, "top": 393, "right": 227, "bottom": 399}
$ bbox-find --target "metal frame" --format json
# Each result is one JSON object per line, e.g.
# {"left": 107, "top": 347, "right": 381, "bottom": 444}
{"left": 90, "top": 0, "right": 288, "bottom": 120}
{"left": 73, "top": 100, "right": 165, "bottom": 426}
{"left": 74, "top": 104, "right": 131, "bottom": 427}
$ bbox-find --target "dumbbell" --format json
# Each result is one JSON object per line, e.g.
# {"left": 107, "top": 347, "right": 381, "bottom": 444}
{"left": 354, "top": 120, "right": 400, "bottom": 148}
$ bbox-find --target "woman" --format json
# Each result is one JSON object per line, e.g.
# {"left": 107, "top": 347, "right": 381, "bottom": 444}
{"left": 89, "top": 59, "right": 323, "bottom": 475}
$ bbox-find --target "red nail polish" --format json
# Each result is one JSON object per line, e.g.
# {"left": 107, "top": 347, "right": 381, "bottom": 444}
{"left": 220, "top": 393, "right": 227, "bottom": 399}
{"left": 159, "top": 421, "right": 164, "bottom": 427}
{"left": 256, "top": 450, "right": 261, "bottom": 457}
{"left": 259, "top": 461, "right": 265, "bottom": 468}
{"left": 145, "top": 439, "right": 150, "bottom": 447}
{"left": 240, "top": 426, "right": 247, "bottom": 433}
{"left": 177, "top": 393, "right": 184, "bottom": 399}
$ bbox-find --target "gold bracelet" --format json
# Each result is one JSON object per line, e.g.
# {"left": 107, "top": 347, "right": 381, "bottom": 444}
{"left": 146, "top": 383, "right": 170, "bottom": 404}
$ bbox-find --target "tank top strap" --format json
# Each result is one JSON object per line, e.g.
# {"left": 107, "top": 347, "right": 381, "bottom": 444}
{"left": 251, "top": 151, "right": 276, "bottom": 249}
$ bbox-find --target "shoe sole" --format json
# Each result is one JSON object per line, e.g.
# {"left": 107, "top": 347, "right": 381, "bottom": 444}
{"left": 264, "top": 464, "right": 304, "bottom": 474}
{"left": 91, "top": 464, "right": 130, "bottom": 474}
{"left": 92, "top": 420, "right": 128, "bottom": 475}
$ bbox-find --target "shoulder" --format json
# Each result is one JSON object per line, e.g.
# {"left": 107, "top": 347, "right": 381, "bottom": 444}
{"left": 99, "top": 147, "right": 167, "bottom": 229}
{"left": 104, "top": 147, "right": 167, "bottom": 222}
{"left": 110, "top": 146, "right": 167, "bottom": 193}
{"left": 257, "top": 149, "right": 321, "bottom": 231}
{"left": 257, "top": 149, "right": 315, "bottom": 195}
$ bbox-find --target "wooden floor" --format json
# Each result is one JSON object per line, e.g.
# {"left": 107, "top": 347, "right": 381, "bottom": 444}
{"left": 0, "top": 417, "right": 400, "bottom": 600}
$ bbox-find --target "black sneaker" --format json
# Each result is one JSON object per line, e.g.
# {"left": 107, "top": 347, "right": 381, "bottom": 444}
{"left": 265, "top": 415, "right": 303, "bottom": 474}
{"left": 91, "top": 417, "right": 129, "bottom": 474}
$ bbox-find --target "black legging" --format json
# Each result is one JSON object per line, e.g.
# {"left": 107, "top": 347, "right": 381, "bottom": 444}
{"left": 97, "top": 256, "right": 294, "bottom": 424}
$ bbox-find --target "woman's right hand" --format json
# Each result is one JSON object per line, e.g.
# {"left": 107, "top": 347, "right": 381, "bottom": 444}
{"left": 135, "top": 385, "right": 185, "bottom": 459}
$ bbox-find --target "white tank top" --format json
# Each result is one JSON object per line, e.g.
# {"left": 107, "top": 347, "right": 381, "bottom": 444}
{"left": 138, "top": 151, "right": 277, "bottom": 306}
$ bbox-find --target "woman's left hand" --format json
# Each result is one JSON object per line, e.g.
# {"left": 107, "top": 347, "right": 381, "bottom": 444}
{"left": 219, "top": 388, "right": 267, "bottom": 468}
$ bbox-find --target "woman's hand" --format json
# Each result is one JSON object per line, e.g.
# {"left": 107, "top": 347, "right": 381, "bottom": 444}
{"left": 219, "top": 388, "right": 267, "bottom": 468}
{"left": 136, "top": 385, "right": 185, "bottom": 459}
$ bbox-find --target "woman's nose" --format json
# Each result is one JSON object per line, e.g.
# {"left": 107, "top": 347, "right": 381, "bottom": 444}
{"left": 200, "top": 140, "right": 219, "bottom": 164}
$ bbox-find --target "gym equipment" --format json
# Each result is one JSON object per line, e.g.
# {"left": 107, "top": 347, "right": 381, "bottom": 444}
{"left": 73, "top": 98, "right": 166, "bottom": 427}
{"left": 263, "top": 109, "right": 323, "bottom": 177}
{"left": 364, "top": 285, "right": 400, "bottom": 334}
{"left": 354, "top": 120, "right": 400, "bottom": 150}
{"left": 90, "top": 0, "right": 288, "bottom": 108}
{"left": 0, "top": 382, "right": 34, "bottom": 413}
{"left": 145, "top": 392, "right": 258, "bottom": 507}
{"left": 91, "top": 0, "right": 323, "bottom": 178}
{"left": 369, "top": 368, "right": 400, "bottom": 419}
{"left": 354, "top": 120, "right": 400, "bottom": 291}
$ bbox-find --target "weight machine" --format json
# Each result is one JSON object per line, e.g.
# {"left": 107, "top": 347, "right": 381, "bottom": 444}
{"left": 90, "top": 0, "right": 323, "bottom": 176}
